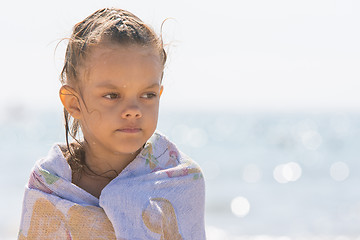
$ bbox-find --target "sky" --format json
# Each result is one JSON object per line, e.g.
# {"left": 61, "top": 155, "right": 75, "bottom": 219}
{"left": 1, "top": 0, "right": 360, "bottom": 113}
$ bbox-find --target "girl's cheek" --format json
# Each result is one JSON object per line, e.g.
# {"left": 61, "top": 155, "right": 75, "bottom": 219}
{"left": 144, "top": 104, "right": 159, "bottom": 114}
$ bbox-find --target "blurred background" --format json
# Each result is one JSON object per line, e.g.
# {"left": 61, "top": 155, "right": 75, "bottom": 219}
{"left": 1, "top": 0, "right": 360, "bottom": 239}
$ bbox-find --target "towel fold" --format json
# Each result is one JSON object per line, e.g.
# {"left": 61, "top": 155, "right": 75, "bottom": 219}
{"left": 18, "top": 132, "right": 206, "bottom": 240}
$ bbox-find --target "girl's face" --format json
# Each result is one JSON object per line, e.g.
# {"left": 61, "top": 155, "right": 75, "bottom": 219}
{"left": 77, "top": 44, "right": 163, "bottom": 157}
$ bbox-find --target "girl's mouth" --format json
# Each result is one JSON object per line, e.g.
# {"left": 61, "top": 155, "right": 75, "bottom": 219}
{"left": 117, "top": 128, "right": 142, "bottom": 133}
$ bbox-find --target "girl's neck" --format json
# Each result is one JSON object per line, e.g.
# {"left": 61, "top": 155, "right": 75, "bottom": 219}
{"left": 82, "top": 141, "right": 141, "bottom": 179}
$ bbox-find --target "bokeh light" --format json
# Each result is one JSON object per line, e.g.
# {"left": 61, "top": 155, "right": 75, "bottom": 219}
{"left": 330, "top": 162, "right": 350, "bottom": 182}
{"left": 242, "top": 164, "right": 262, "bottom": 183}
{"left": 301, "top": 130, "right": 323, "bottom": 150}
{"left": 273, "top": 162, "right": 302, "bottom": 184}
{"left": 231, "top": 196, "right": 250, "bottom": 218}
{"left": 171, "top": 124, "right": 208, "bottom": 148}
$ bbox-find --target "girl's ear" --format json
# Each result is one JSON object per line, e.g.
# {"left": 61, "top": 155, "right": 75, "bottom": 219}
{"left": 160, "top": 85, "right": 164, "bottom": 97}
{"left": 59, "top": 85, "right": 82, "bottom": 119}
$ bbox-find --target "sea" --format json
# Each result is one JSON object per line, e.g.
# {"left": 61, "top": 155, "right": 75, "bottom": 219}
{"left": 2, "top": 106, "right": 360, "bottom": 240}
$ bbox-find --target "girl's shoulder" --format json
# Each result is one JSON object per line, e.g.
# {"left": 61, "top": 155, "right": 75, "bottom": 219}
{"left": 35, "top": 143, "right": 72, "bottom": 179}
{"left": 136, "top": 131, "right": 203, "bottom": 178}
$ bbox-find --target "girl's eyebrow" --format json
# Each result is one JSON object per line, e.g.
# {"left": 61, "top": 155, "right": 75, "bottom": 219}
{"left": 145, "top": 83, "right": 161, "bottom": 89}
{"left": 95, "top": 82, "right": 118, "bottom": 89}
{"left": 94, "top": 82, "right": 160, "bottom": 89}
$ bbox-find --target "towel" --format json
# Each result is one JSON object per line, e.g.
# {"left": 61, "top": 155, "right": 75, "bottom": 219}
{"left": 18, "top": 132, "right": 206, "bottom": 240}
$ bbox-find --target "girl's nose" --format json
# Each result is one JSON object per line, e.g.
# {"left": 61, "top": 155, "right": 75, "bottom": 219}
{"left": 121, "top": 106, "right": 142, "bottom": 119}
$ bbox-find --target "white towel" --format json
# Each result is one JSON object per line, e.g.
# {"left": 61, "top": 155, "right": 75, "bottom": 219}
{"left": 18, "top": 132, "right": 206, "bottom": 240}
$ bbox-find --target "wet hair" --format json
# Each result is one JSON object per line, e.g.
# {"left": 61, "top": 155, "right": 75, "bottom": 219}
{"left": 59, "top": 8, "right": 167, "bottom": 179}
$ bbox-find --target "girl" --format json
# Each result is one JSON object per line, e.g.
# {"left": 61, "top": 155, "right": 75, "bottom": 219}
{"left": 18, "top": 8, "right": 205, "bottom": 240}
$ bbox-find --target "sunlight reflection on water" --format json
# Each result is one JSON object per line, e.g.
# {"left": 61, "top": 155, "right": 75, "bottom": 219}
{"left": 231, "top": 196, "right": 251, "bottom": 218}
{"left": 330, "top": 161, "right": 350, "bottom": 181}
{"left": 242, "top": 164, "right": 262, "bottom": 183}
{"left": 273, "top": 162, "right": 302, "bottom": 184}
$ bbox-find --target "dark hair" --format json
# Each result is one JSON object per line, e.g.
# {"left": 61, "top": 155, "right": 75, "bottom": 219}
{"left": 59, "top": 8, "right": 167, "bottom": 178}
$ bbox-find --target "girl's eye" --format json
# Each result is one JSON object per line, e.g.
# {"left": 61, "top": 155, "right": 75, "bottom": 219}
{"left": 141, "top": 93, "right": 157, "bottom": 99}
{"left": 103, "top": 93, "right": 119, "bottom": 99}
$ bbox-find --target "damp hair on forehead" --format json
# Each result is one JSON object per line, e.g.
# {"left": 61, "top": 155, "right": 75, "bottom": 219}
{"left": 59, "top": 8, "right": 167, "bottom": 179}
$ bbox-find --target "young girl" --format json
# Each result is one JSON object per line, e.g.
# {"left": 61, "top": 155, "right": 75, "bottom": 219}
{"left": 18, "top": 8, "right": 205, "bottom": 240}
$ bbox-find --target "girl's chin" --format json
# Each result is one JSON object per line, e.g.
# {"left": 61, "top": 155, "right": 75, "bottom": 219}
{"left": 112, "top": 146, "right": 143, "bottom": 156}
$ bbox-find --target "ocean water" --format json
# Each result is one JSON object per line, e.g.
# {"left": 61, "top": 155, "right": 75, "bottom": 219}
{"left": 2, "top": 106, "right": 360, "bottom": 239}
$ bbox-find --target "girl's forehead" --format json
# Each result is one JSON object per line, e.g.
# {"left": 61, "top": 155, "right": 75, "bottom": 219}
{"left": 88, "top": 44, "right": 161, "bottom": 63}
{"left": 78, "top": 44, "right": 163, "bottom": 86}
{"left": 88, "top": 46, "right": 162, "bottom": 73}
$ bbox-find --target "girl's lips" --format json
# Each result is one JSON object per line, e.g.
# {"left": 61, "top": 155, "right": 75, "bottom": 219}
{"left": 117, "top": 128, "right": 141, "bottom": 133}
